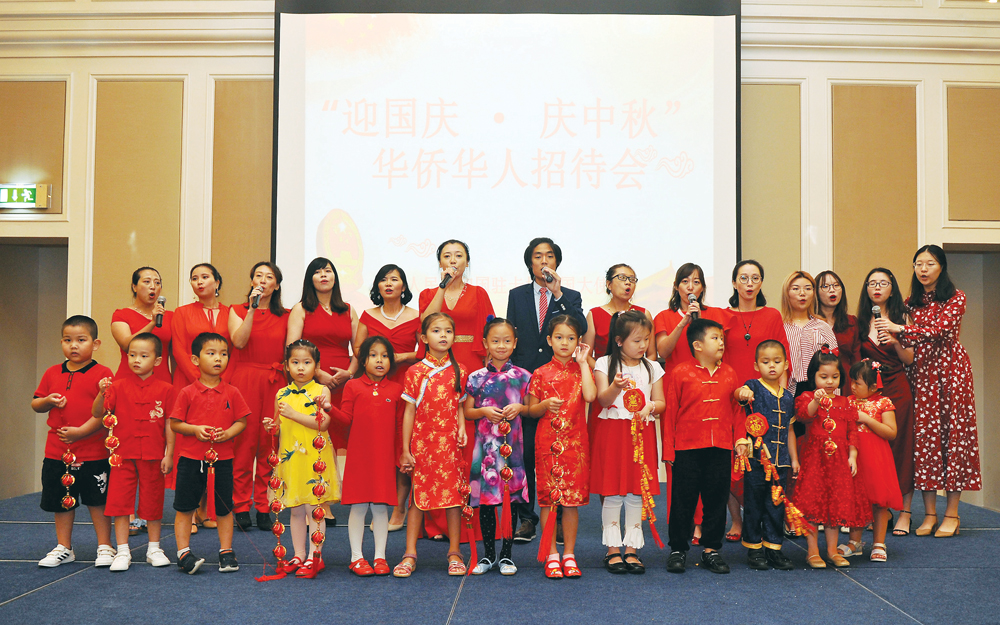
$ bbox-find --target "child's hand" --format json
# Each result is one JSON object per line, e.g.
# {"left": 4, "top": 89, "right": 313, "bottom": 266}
{"left": 483, "top": 407, "right": 505, "bottom": 424}
{"left": 546, "top": 397, "right": 564, "bottom": 415}
{"left": 857, "top": 411, "right": 870, "bottom": 425}
{"left": 277, "top": 401, "right": 296, "bottom": 420}
{"left": 99, "top": 377, "right": 113, "bottom": 391}
{"left": 329, "top": 368, "right": 351, "bottom": 388}
{"left": 813, "top": 388, "right": 827, "bottom": 402}
{"left": 262, "top": 417, "right": 277, "bottom": 433}
{"left": 212, "top": 427, "right": 231, "bottom": 443}
{"left": 193, "top": 425, "right": 215, "bottom": 442}
{"left": 735, "top": 386, "right": 754, "bottom": 403}
{"left": 45, "top": 393, "right": 67, "bottom": 409}
{"left": 502, "top": 404, "right": 523, "bottom": 421}
{"left": 399, "top": 451, "right": 415, "bottom": 473}
{"left": 56, "top": 426, "right": 83, "bottom": 443}
{"left": 160, "top": 455, "right": 173, "bottom": 475}
{"left": 848, "top": 455, "right": 858, "bottom": 476}
{"left": 639, "top": 404, "right": 654, "bottom": 421}
{"left": 573, "top": 344, "right": 591, "bottom": 365}
{"left": 313, "top": 394, "right": 332, "bottom": 412}
{"left": 612, "top": 373, "right": 628, "bottom": 390}
{"left": 457, "top": 426, "right": 467, "bottom": 448}
{"left": 792, "top": 459, "right": 800, "bottom": 477}
{"left": 735, "top": 442, "right": 749, "bottom": 457}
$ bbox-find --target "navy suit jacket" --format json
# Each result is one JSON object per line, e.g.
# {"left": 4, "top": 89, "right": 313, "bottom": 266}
{"left": 507, "top": 283, "right": 588, "bottom": 373}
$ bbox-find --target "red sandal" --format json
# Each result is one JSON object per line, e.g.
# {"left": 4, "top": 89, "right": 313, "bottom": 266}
{"left": 279, "top": 556, "right": 303, "bottom": 574}
{"left": 349, "top": 558, "right": 375, "bottom": 577}
{"left": 544, "top": 557, "right": 563, "bottom": 579}
{"left": 561, "top": 555, "right": 581, "bottom": 578}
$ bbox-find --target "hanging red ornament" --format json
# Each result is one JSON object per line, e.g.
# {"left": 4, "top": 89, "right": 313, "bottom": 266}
{"left": 109, "top": 453, "right": 122, "bottom": 468}
{"left": 310, "top": 530, "right": 325, "bottom": 546}
{"left": 496, "top": 420, "right": 511, "bottom": 436}
{"left": 499, "top": 443, "right": 512, "bottom": 458}
{"left": 311, "top": 483, "right": 327, "bottom": 498}
{"left": 61, "top": 449, "right": 76, "bottom": 465}
{"left": 312, "top": 459, "right": 327, "bottom": 474}
{"left": 312, "top": 435, "right": 326, "bottom": 450}
{"left": 60, "top": 473, "right": 75, "bottom": 488}
{"left": 267, "top": 452, "right": 280, "bottom": 468}
{"left": 268, "top": 476, "right": 283, "bottom": 490}
{"left": 312, "top": 506, "right": 326, "bottom": 522}
{"left": 102, "top": 414, "right": 117, "bottom": 429}
{"left": 204, "top": 448, "right": 218, "bottom": 464}
{"left": 61, "top": 495, "right": 76, "bottom": 510}
{"left": 270, "top": 499, "right": 284, "bottom": 514}
{"left": 271, "top": 521, "right": 285, "bottom": 538}
{"left": 500, "top": 466, "right": 514, "bottom": 481}
{"left": 272, "top": 544, "right": 287, "bottom": 560}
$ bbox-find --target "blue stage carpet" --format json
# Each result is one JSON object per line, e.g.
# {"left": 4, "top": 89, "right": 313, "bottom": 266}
{"left": 2, "top": 490, "right": 999, "bottom": 624}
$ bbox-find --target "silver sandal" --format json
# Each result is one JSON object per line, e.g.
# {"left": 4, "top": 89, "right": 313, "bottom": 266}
{"left": 498, "top": 558, "right": 517, "bottom": 576}
{"left": 471, "top": 557, "right": 494, "bottom": 575}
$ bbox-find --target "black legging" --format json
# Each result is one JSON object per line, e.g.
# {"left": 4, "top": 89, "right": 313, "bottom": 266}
{"left": 479, "top": 504, "right": 517, "bottom": 562}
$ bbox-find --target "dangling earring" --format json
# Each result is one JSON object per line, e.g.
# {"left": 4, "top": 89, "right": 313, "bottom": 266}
{"left": 215, "top": 288, "right": 220, "bottom": 297}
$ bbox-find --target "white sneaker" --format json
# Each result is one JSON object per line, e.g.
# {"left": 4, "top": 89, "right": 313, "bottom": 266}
{"left": 38, "top": 544, "right": 75, "bottom": 567}
{"left": 109, "top": 551, "right": 131, "bottom": 572}
{"left": 146, "top": 547, "right": 171, "bottom": 567}
{"left": 94, "top": 544, "right": 116, "bottom": 567}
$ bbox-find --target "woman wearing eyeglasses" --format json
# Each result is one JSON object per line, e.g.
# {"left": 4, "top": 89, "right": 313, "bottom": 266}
{"left": 723, "top": 260, "right": 791, "bottom": 387}
{"left": 856, "top": 267, "right": 915, "bottom": 537}
{"left": 781, "top": 270, "right": 838, "bottom": 396}
{"left": 875, "top": 246, "right": 981, "bottom": 538}
{"left": 815, "top": 270, "right": 860, "bottom": 395}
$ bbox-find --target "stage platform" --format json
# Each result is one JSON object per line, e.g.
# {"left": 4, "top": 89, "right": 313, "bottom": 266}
{"left": 1, "top": 490, "right": 998, "bottom": 624}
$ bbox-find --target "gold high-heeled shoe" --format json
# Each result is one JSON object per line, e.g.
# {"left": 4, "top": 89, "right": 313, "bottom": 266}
{"left": 914, "top": 513, "right": 938, "bottom": 537}
{"left": 934, "top": 515, "right": 960, "bottom": 538}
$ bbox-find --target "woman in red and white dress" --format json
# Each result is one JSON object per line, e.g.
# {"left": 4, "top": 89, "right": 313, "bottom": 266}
{"left": 781, "top": 270, "right": 838, "bottom": 396}
{"left": 111, "top": 266, "right": 173, "bottom": 384}
{"left": 877, "top": 245, "right": 981, "bottom": 538}
{"left": 353, "top": 263, "right": 421, "bottom": 530}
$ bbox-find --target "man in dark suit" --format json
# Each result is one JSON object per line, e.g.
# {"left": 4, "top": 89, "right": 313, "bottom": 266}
{"left": 506, "top": 237, "right": 588, "bottom": 542}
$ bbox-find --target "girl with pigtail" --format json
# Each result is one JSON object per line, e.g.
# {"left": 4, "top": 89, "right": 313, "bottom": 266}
{"left": 591, "top": 311, "right": 666, "bottom": 574}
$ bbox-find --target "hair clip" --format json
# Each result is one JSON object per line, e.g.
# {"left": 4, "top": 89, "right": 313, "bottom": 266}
{"left": 486, "top": 314, "right": 495, "bottom": 323}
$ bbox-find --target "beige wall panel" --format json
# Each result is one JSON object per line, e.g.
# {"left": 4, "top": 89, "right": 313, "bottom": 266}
{"left": 93, "top": 81, "right": 183, "bottom": 372}
{"left": 741, "top": 84, "right": 801, "bottom": 302}
{"left": 832, "top": 85, "right": 918, "bottom": 301}
{"left": 948, "top": 87, "right": 1000, "bottom": 222}
{"left": 211, "top": 80, "right": 273, "bottom": 306}
{"left": 0, "top": 82, "right": 65, "bottom": 214}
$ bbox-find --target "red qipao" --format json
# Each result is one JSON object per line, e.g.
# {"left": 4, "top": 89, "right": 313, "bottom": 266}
{"left": 723, "top": 306, "right": 791, "bottom": 385}
{"left": 849, "top": 394, "right": 904, "bottom": 510}
{"left": 332, "top": 376, "right": 405, "bottom": 506}
{"left": 792, "top": 392, "right": 871, "bottom": 528}
{"left": 166, "top": 302, "right": 232, "bottom": 489}
{"left": 229, "top": 304, "right": 289, "bottom": 515}
{"left": 527, "top": 358, "right": 590, "bottom": 507}
{"left": 901, "top": 290, "right": 981, "bottom": 493}
{"left": 359, "top": 310, "right": 421, "bottom": 463}
{"left": 111, "top": 308, "right": 173, "bottom": 383}
{"left": 860, "top": 335, "right": 915, "bottom": 495}
{"left": 586, "top": 305, "right": 644, "bottom": 442}
{"left": 418, "top": 286, "right": 494, "bottom": 537}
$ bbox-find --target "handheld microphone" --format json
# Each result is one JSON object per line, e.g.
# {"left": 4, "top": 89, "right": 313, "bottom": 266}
{"left": 438, "top": 272, "right": 452, "bottom": 289}
{"left": 688, "top": 293, "right": 699, "bottom": 319}
{"left": 155, "top": 296, "right": 166, "bottom": 328}
{"left": 251, "top": 292, "right": 261, "bottom": 309}
{"left": 872, "top": 305, "right": 882, "bottom": 319}
{"left": 543, "top": 267, "right": 555, "bottom": 284}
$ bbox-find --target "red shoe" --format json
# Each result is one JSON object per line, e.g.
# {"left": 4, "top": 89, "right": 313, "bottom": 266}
{"left": 296, "top": 556, "right": 325, "bottom": 578}
{"left": 349, "top": 558, "right": 375, "bottom": 577}
{"left": 372, "top": 558, "right": 391, "bottom": 576}
{"left": 544, "top": 558, "right": 563, "bottom": 579}
{"left": 562, "top": 555, "right": 582, "bottom": 578}
{"left": 279, "top": 556, "right": 303, "bottom": 574}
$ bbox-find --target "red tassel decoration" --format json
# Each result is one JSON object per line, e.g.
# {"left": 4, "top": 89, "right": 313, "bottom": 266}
{"left": 206, "top": 466, "right": 217, "bottom": 520}
{"left": 500, "top": 484, "right": 513, "bottom": 540}
{"left": 536, "top": 504, "right": 558, "bottom": 562}
{"left": 466, "top": 518, "right": 477, "bottom": 577}
{"left": 649, "top": 518, "right": 665, "bottom": 550}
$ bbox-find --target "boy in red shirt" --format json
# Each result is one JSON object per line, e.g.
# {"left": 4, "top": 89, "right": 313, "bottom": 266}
{"left": 91, "top": 333, "right": 177, "bottom": 571}
{"left": 662, "top": 318, "right": 752, "bottom": 575}
{"left": 170, "top": 332, "right": 249, "bottom": 574}
{"left": 32, "top": 316, "right": 115, "bottom": 568}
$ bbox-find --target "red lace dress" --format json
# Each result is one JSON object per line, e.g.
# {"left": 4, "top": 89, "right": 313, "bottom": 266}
{"left": 901, "top": 290, "right": 981, "bottom": 492}
{"left": 527, "top": 358, "right": 590, "bottom": 507}
{"left": 849, "top": 394, "right": 903, "bottom": 510}
{"left": 792, "top": 392, "right": 871, "bottom": 528}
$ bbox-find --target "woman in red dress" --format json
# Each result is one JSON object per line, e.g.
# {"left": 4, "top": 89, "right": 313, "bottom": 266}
{"left": 652, "top": 263, "right": 734, "bottom": 539}
{"left": 418, "top": 240, "right": 494, "bottom": 540}
{"left": 816, "top": 270, "right": 860, "bottom": 396}
{"left": 110, "top": 266, "right": 172, "bottom": 383}
{"left": 582, "top": 263, "right": 654, "bottom": 444}
{"left": 877, "top": 245, "right": 981, "bottom": 538}
{"left": 354, "top": 264, "right": 421, "bottom": 529}
{"left": 856, "top": 267, "right": 915, "bottom": 536}
{"left": 170, "top": 263, "right": 232, "bottom": 529}
{"left": 228, "top": 261, "right": 289, "bottom": 531}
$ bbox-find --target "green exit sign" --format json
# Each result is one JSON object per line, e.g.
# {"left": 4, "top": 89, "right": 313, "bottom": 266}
{"left": 0, "top": 184, "right": 51, "bottom": 209}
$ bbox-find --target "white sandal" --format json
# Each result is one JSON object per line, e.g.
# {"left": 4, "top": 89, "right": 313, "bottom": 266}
{"left": 870, "top": 543, "right": 887, "bottom": 562}
{"left": 498, "top": 558, "right": 517, "bottom": 576}
{"left": 471, "top": 557, "right": 494, "bottom": 575}
{"left": 838, "top": 540, "right": 864, "bottom": 557}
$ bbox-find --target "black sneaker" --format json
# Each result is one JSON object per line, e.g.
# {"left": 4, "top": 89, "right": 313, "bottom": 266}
{"left": 234, "top": 511, "right": 253, "bottom": 531}
{"left": 765, "top": 547, "right": 794, "bottom": 570}
{"left": 256, "top": 512, "right": 274, "bottom": 531}
{"left": 747, "top": 547, "right": 769, "bottom": 570}
{"left": 178, "top": 551, "right": 205, "bottom": 575}
{"left": 666, "top": 550, "right": 687, "bottom": 573}
{"left": 555, "top": 523, "right": 564, "bottom": 546}
{"left": 219, "top": 550, "right": 239, "bottom": 573}
{"left": 513, "top": 520, "right": 536, "bottom": 543}
{"left": 701, "top": 550, "right": 731, "bottom": 574}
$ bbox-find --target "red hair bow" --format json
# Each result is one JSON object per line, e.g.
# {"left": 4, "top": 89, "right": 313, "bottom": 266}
{"left": 819, "top": 344, "right": 840, "bottom": 357}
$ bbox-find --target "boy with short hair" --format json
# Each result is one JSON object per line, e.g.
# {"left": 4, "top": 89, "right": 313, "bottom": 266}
{"left": 32, "top": 315, "right": 115, "bottom": 567}
{"left": 663, "top": 318, "right": 746, "bottom": 575}
{"left": 92, "top": 333, "right": 177, "bottom": 571}
{"left": 169, "top": 332, "right": 249, "bottom": 574}
{"left": 733, "top": 340, "right": 797, "bottom": 570}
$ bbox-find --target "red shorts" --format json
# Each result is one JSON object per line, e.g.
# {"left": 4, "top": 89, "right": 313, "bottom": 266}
{"left": 105, "top": 459, "right": 165, "bottom": 520}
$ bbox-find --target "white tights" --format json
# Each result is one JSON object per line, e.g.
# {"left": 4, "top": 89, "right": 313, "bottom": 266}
{"left": 290, "top": 505, "right": 327, "bottom": 561}
{"left": 348, "top": 503, "right": 388, "bottom": 562}
{"left": 602, "top": 494, "right": 644, "bottom": 549}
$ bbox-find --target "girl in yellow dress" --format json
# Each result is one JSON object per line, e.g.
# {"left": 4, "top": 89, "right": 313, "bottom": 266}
{"left": 264, "top": 339, "right": 338, "bottom": 578}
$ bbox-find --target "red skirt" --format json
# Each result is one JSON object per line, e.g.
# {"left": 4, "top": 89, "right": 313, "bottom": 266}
{"left": 589, "top": 418, "right": 660, "bottom": 497}
{"left": 855, "top": 429, "right": 903, "bottom": 510}
{"left": 793, "top": 442, "right": 872, "bottom": 528}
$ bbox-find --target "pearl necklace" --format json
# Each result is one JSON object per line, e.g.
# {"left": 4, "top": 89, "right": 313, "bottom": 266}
{"left": 380, "top": 305, "right": 404, "bottom": 322}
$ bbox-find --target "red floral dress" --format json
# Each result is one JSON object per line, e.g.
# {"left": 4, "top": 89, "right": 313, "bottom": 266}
{"left": 527, "top": 358, "right": 590, "bottom": 507}
{"left": 792, "top": 392, "right": 871, "bottom": 528}
{"left": 402, "top": 356, "right": 468, "bottom": 511}
{"left": 849, "top": 394, "right": 903, "bottom": 510}
{"left": 901, "top": 290, "right": 981, "bottom": 492}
